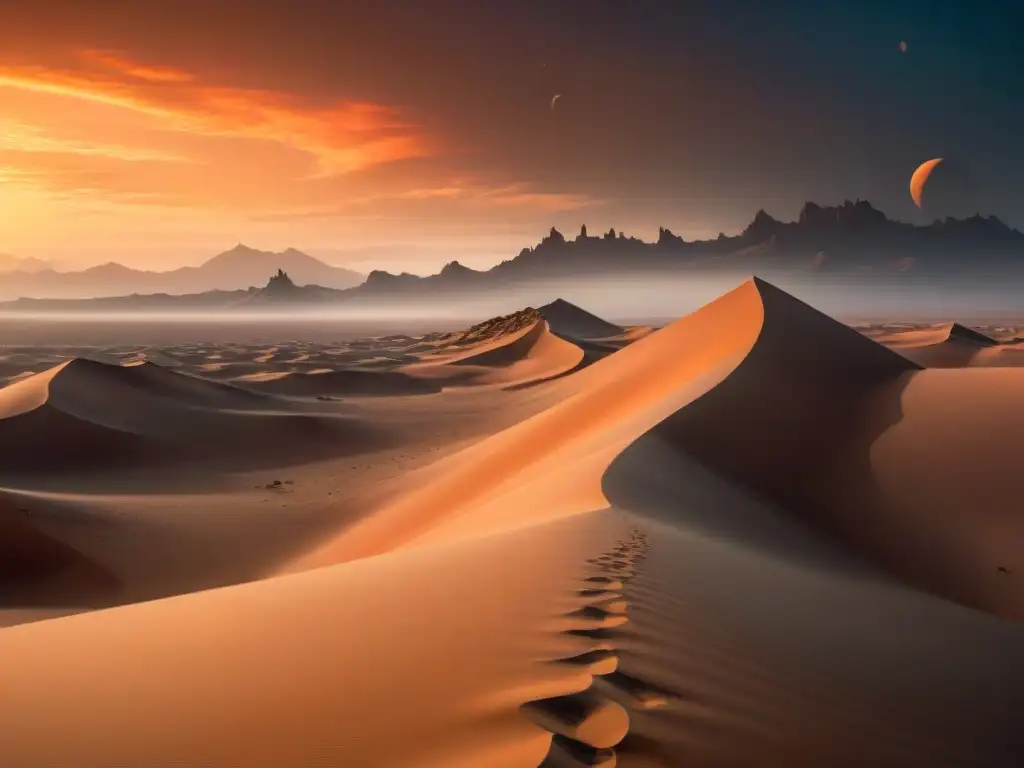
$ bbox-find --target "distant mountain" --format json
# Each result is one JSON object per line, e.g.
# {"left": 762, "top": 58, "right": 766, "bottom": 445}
{"left": 5, "top": 201, "right": 1024, "bottom": 312}
{"left": 346, "top": 201, "right": 1024, "bottom": 299}
{"left": 0, "top": 253, "right": 54, "bottom": 273}
{"left": 236, "top": 269, "right": 346, "bottom": 306}
{"left": 0, "top": 245, "right": 363, "bottom": 300}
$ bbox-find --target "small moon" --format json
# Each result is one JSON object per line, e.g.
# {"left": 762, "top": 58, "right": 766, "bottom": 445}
{"left": 551, "top": 94, "right": 561, "bottom": 110}
{"left": 910, "top": 157, "right": 943, "bottom": 208}
{"left": 899, "top": 40, "right": 907, "bottom": 54}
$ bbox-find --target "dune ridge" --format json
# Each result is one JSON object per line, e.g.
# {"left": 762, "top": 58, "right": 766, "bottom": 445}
{"left": 4, "top": 277, "right": 1024, "bottom": 766}
{"left": 403, "top": 310, "right": 587, "bottom": 388}
{"left": 0, "top": 358, "right": 384, "bottom": 472}
{"left": 538, "top": 299, "right": 624, "bottom": 341}
{"left": 875, "top": 321, "right": 998, "bottom": 367}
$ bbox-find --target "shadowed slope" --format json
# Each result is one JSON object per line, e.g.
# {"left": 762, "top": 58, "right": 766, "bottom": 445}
{"left": 539, "top": 299, "right": 623, "bottom": 340}
{"left": 403, "top": 310, "right": 585, "bottom": 388}
{"left": 0, "top": 499, "right": 119, "bottom": 607}
{"left": 605, "top": 276, "right": 918, "bottom": 538}
{"left": 877, "top": 322, "right": 998, "bottom": 367}
{"left": 0, "top": 359, "right": 390, "bottom": 472}
{"left": 235, "top": 368, "right": 441, "bottom": 397}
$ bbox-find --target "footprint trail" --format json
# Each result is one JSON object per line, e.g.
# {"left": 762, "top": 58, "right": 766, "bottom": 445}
{"left": 522, "top": 525, "right": 671, "bottom": 766}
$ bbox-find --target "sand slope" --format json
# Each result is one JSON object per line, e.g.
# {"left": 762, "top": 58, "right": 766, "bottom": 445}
{"left": 235, "top": 367, "right": 440, "bottom": 397}
{"left": 0, "top": 358, "right": 387, "bottom": 472}
{"left": 876, "top": 321, "right": 998, "bottom": 367}
{"left": 539, "top": 298, "right": 624, "bottom": 340}
{"left": 0, "top": 498, "right": 118, "bottom": 608}
{"left": 0, "top": 513, "right": 630, "bottom": 767}
{"left": 293, "top": 279, "right": 768, "bottom": 565}
{"left": 403, "top": 310, "right": 586, "bottom": 388}
{"left": 3, "top": 278, "right": 1024, "bottom": 766}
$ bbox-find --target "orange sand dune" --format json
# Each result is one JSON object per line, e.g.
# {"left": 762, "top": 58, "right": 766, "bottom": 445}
{"left": 590, "top": 324, "right": 656, "bottom": 348}
{"left": 0, "top": 512, "right": 631, "bottom": 768}
{"left": 403, "top": 311, "right": 585, "bottom": 388}
{"left": 0, "top": 358, "right": 388, "bottom": 472}
{"left": 875, "top": 321, "right": 997, "bottom": 367}
{"left": 235, "top": 367, "right": 441, "bottom": 397}
{"left": 539, "top": 298, "right": 624, "bottom": 340}
{"left": 0, "top": 496, "right": 118, "bottom": 608}
{"left": 292, "top": 278, "right": 775, "bottom": 565}
{"left": 4, "top": 278, "right": 1024, "bottom": 766}
{"left": 300, "top": 277, "right": 1024, "bottom": 618}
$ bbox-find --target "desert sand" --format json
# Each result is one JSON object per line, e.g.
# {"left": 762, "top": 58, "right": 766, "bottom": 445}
{"left": 2, "top": 283, "right": 1024, "bottom": 767}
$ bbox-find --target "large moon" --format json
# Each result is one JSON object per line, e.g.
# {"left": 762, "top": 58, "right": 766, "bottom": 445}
{"left": 910, "top": 158, "right": 944, "bottom": 208}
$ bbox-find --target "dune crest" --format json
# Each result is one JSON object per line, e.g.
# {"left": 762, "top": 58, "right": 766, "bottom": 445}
{"left": 402, "top": 309, "right": 587, "bottom": 388}
{"left": 538, "top": 298, "right": 624, "bottom": 340}
{"left": 5, "top": 278, "right": 1024, "bottom": 766}
{"left": 875, "top": 321, "right": 997, "bottom": 367}
{"left": 0, "top": 358, "right": 384, "bottom": 472}
{"left": 291, "top": 278, "right": 768, "bottom": 566}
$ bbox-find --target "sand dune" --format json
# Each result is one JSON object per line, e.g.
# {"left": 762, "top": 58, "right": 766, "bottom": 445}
{"left": 289, "top": 277, "right": 1024, "bottom": 762}
{"left": 403, "top": 309, "right": 587, "bottom": 388}
{"left": 874, "top": 321, "right": 998, "bottom": 367}
{"left": 0, "top": 358, "right": 387, "bottom": 472}
{"left": 0, "top": 497, "right": 118, "bottom": 608}
{"left": 3, "top": 278, "right": 1024, "bottom": 766}
{"left": 539, "top": 298, "right": 624, "bottom": 340}
{"left": 235, "top": 367, "right": 441, "bottom": 397}
{"left": 0, "top": 513, "right": 631, "bottom": 767}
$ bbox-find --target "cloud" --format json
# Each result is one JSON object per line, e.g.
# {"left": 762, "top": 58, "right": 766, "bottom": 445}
{"left": 0, "top": 119, "right": 192, "bottom": 163}
{"left": 473, "top": 184, "right": 604, "bottom": 211}
{"left": 0, "top": 47, "right": 603, "bottom": 258}
{"left": 80, "top": 50, "right": 197, "bottom": 84}
{"left": 0, "top": 50, "right": 430, "bottom": 176}
{"left": 348, "top": 181, "right": 604, "bottom": 211}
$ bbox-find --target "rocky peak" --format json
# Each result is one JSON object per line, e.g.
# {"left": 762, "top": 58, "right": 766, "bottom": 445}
{"left": 264, "top": 268, "right": 295, "bottom": 292}
{"left": 742, "top": 209, "right": 782, "bottom": 241}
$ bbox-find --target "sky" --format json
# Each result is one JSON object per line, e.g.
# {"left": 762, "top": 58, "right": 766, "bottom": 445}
{"left": 0, "top": 0, "right": 1021, "bottom": 273}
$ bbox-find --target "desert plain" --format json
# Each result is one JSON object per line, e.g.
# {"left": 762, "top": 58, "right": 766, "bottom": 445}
{"left": 1, "top": 277, "right": 1024, "bottom": 767}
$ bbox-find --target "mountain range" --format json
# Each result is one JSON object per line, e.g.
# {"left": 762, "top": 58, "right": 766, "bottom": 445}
{"left": 0, "top": 245, "right": 364, "bottom": 301}
{"left": 340, "top": 200, "right": 1024, "bottom": 301}
{"left": 3, "top": 200, "right": 1024, "bottom": 309}
{"left": 0, "top": 253, "right": 55, "bottom": 274}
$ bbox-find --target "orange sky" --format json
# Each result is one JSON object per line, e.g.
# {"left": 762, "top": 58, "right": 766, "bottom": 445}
{"left": 0, "top": 47, "right": 608, "bottom": 271}
{"left": 3, "top": 2, "right": 1013, "bottom": 273}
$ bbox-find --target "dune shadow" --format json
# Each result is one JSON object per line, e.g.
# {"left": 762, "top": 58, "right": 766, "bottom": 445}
{"left": 0, "top": 505, "right": 122, "bottom": 608}
{"left": 602, "top": 279, "right": 918, "bottom": 578}
{"left": 0, "top": 410, "right": 404, "bottom": 494}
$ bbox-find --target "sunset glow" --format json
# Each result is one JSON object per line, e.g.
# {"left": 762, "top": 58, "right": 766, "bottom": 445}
{"left": 0, "top": 2, "right": 1020, "bottom": 272}
{"left": 0, "top": 45, "right": 598, "bottom": 269}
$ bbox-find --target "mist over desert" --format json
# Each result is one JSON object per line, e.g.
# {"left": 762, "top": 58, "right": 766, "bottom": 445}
{"left": 0, "top": 275, "right": 1023, "bottom": 768}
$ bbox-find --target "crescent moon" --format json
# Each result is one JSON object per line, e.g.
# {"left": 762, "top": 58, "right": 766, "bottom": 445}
{"left": 910, "top": 157, "right": 943, "bottom": 208}
{"left": 550, "top": 94, "right": 561, "bottom": 110}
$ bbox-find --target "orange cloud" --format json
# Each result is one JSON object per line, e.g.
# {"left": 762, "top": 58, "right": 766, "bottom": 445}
{"left": 80, "top": 50, "right": 197, "bottom": 84}
{"left": 0, "top": 118, "right": 191, "bottom": 163}
{"left": 0, "top": 48, "right": 607, "bottom": 266}
{"left": 0, "top": 50, "right": 429, "bottom": 176}
{"left": 350, "top": 181, "right": 602, "bottom": 211}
